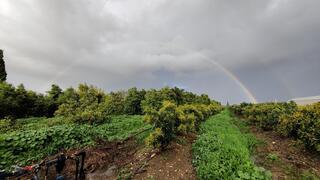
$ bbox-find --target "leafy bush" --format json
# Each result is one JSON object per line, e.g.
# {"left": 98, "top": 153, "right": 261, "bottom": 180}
{"left": 0, "top": 118, "right": 12, "bottom": 133}
{"left": 176, "top": 103, "right": 222, "bottom": 132}
{"left": 144, "top": 101, "right": 178, "bottom": 149}
{"left": 124, "top": 88, "right": 146, "bottom": 115}
{"left": 192, "top": 110, "right": 271, "bottom": 180}
{"left": 278, "top": 102, "right": 320, "bottom": 152}
{"left": 55, "top": 84, "right": 110, "bottom": 124}
{"left": 145, "top": 101, "right": 223, "bottom": 148}
{"left": 231, "top": 102, "right": 297, "bottom": 130}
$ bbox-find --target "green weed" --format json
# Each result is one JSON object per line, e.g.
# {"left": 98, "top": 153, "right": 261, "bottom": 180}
{"left": 192, "top": 110, "right": 272, "bottom": 180}
{"left": 0, "top": 115, "right": 150, "bottom": 170}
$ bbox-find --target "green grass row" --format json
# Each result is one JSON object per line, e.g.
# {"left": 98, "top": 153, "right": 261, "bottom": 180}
{"left": 192, "top": 110, "right": 272, "bottom": 180}
{"left": 0, "top": 115, "right": 151, "bottom": 170}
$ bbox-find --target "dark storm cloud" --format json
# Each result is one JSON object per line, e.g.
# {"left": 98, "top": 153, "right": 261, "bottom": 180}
{"left": 0, "top": 0, "right": 319, "bottom": 103}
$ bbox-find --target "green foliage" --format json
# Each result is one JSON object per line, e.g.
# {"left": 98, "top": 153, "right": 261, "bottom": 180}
{"left": 141, "top": 87, "right": 222, "bottom": 148}
{"left": 0, "top": 115, "right": 149, "bottom": 170}
{"left": 1, "top": 82, "right": 220, "bottom": 123}
{"left": 142, "top": 89, "right": 164, "bottom": 112}
{"left": 94, "top": 115, "right": 152, "bottom": 141}
{"left": 0, "top": 49, "right": 7, "bottom": 82}
{"left": 145, "top": 101, "right": 178, "bottom": 149}
{"left": 55, "top": 84, "right": 110, "bottom": 124}
{"left": 46, "top": 84, "right": 63, "bottom": 116}
{"left": 266, "top": 153, "right": 279, "bottom": 162}
{"left": 231, "top": 102, "right": 297, "bottom": 130}
{"left": 104, "top": 91, "right": 126, "bottom": 115}
{"left": 176, "top": 105, "right": 197, "bottom": 133}
{"left": 144, "top": 100, "right": 223, "bottom": 148}
{"left": 124, "top": 87, "right": 145, "bottom": 115}
{"left": 0, "top": 124, "right": 95, "bottom": 169}
{"left": 0, "top": 118, "right": 12, "bottom": 133}
{"left": 231, "top": 101, "right": 320, "bottom": 153}
{"left": 0, "top": 82, "right": 52, "bottom": 119}
{"left": 192, "top": 110, "right": 272, "bottom": 180}
{"left": 142, "top": 86, "right": 221, "bottom": 112}
{"left": 0, "top": 116, "right": 70, "bottom": 134}
{"left": 278, "top": 102, "right": 320, "bottom": 152}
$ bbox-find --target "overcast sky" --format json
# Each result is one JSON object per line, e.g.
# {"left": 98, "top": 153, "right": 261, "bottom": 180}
{"left": 0, "top": 0, "right": 319, "bottom": 103}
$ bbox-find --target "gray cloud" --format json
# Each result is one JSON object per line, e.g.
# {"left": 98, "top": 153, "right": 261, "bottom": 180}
{"left": 0, "top": 0, "right": 319, "bottom": 103}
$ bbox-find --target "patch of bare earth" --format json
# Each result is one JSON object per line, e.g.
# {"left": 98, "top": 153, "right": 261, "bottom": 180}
{"left": 250, "top": 126, "right": 320, "bottom": 179}
{"left": 14, "top": 138, "right": 140, "bottom": 180}
{"left": 10, "top": 134, "right": 196, "bottom": 180}
{"left": 133, "top": 134, "right": 197, "bottom": 180}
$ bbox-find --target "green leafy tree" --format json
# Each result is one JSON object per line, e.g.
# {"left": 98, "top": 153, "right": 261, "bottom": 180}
{"left": 47, "top": 84, "right": 62, "bottom": 100}
{"left": 0, "top": 49, "right": 7, "bottom": 82}
{"left": 142, "top": 89, "right": 163, "bottom": 112}
{"left": 0, "top": 82, "right": 17, "bottom": 118}
{"left": 57, "top": 87, "right": 79, "bottom": 105}
{"left": 145, "top": 101, "right": 178, "bottom": 149}
{"left": 196, "top": 94, "right": 211, "bottom": 105}
{"left": 15, "top": 84, "right": 30, "bottom": 117}
{"left": 104, "top": 91, "right": 126, "bottom": 115}
{"left": 45, "top": 84, "right": 63, "bottom": 116}
{"left": 55, "top": 84, "right": 109, "bottom": 124}
{"left": 124, "top": 87, "right": 145, "bottom": 115}
{"left": 0, "top": 82, "right": 52, "bottom": 119}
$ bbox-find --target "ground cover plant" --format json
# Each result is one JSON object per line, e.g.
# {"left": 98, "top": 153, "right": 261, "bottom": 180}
{"left": 0, "top": 115, "right": 150, "bottom": 170}
{"left": 192, "top": 110, "right": 272, "bottom": 180}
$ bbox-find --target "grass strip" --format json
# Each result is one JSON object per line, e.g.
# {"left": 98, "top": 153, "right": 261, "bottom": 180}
{"left": 192, "top": 110, "right": 272, "bottom": 180}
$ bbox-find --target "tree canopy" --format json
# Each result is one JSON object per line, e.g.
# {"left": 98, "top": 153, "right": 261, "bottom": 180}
{"left": 0, "top": 49, "right": 7, "bottom": 82}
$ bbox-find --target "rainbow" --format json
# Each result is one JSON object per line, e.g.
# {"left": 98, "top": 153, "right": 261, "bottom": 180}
{"left": 43, "top": 51, "right": 258, "bottom": 104}
{"left": 197, "top": 53, "right": 258, "bottom": 104}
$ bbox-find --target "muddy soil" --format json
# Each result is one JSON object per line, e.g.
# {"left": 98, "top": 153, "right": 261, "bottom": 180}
{"left": 250, "top": 127, "right": 320, "bottom": 180}
{"left": 9, "top": 138, "right": 139, "bottom": 180}
{"left": 133, "top": 134, "right": 197, "bottom": 180}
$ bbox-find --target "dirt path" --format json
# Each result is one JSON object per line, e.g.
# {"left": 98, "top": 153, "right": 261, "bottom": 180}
{"left": 133, "top": 135, "right": 197, "bottom": 180}
{"left": 250, "top": 127, "right": 320, "bottom": 179}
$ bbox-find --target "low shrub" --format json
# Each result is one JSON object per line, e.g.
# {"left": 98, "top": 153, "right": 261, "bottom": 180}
{"left": 0, "top": 125, "right": 95, "bottom": 170}
{"left": 144, "top": 101, "right": 223, "bottom": 148}
{"left": 0, "top": 115, "right": 149, "bottom": 170}
{"left": 231, "top": 102, "right": 297, "bottom": 130}
{"left": 144, "top": 101, "right": 178, "bottom": 149}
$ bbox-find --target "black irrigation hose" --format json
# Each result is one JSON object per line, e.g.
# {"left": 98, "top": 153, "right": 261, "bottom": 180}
{"left": 122, "top": 127, "right": 153, "bottom": 142}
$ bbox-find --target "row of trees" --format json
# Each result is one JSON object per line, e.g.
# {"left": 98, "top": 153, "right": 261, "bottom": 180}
{"left": 230, "top": 102, "right": 320, "bottom": 152}
{"left": 0, "top": 83, "right": 62, "bottom": 119}
{"left": 0, "top": 82, "right": 220, "bottom": 122}
{"left": 231, "top": 102, "right": 297, "bottom": 130}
